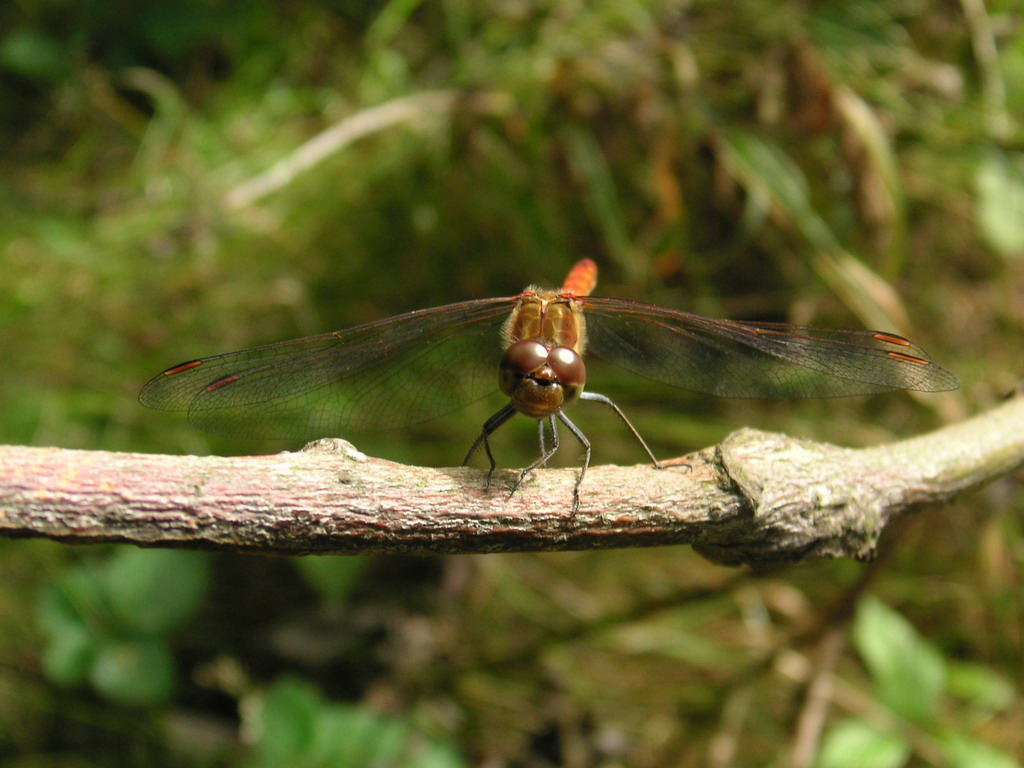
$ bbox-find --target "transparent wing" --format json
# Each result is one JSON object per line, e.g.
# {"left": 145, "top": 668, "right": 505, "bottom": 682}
{"left": 579, "top": 297, "right": 959, "bottom": 398}
{"left": 140, "top": 297, "right": 518, "bottom": 438}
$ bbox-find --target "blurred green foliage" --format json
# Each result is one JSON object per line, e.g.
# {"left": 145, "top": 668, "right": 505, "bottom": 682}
{"left": 2, "top": 0, "right": 1023, "bottom": 765}
{"left": 294, "top": 555, "right": 372, "bottom": 604}
{"left": 37, "top": 549, "right": 210, "bottom": 706}
{"left": 817, "top": 597, "right": 1018, "bottom": 768}
{"left": 246, "top": 676, "right": 464, "bottom": 768}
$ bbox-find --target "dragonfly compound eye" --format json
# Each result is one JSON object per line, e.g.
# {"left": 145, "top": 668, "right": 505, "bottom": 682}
{"left": 499, "top": 340, "right": 550, "bottom": 397}
{"left": 548, "top": 346, "right": 586, "bottom": 402}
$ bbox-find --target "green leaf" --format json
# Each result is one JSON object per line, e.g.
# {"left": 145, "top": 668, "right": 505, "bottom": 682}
{"left": 310, "top": 703, "right": 410, "bottom": 767}
{"left": 0, "top": 28, "right": 69, "bottom": 82}
{"left": 945, "top": 660, "right": 1014, "bottom": 714}
{"left": 89, "top": 637, "right": 176, "bottom": 706}
{"left": 41, "top": 623, "right": 97, "bottom": 685}
{"left": 105, "top": 549, "right": 211, "bottom": 635}
{"left": 938, "top": 730, "right": 1021, "bottom": 768}
{"left": 309, "top": 703, "right": 464, "bottom": 768}
{"left": 405, "top": 739, "right": 465, "bottom": 768}
{"left": 366, "top": 0, "right": 427, "bottom": 50}
{"left": 817, "top": 718, "right": 909, "bottom": 768}
{"left": 721, "top": 132, "right": 910, "bottom": 332}
{"left": 36, "top": 553, "right": 202, "bottom": 701}
{"left": 563, "top": 125, "right": 636, "bottom": 274}
{"left": 832, "top": 87, "right": 906, "bottom": 272}
{"left": 251, "top": 676, "right": 323, "bottom": 766}
{"left": 853, "top": 596, "right": 945, "bottom": 724}
{"left": 723, "top": 132, "right": 838, "bottom": 252}
{"left": 295, "top": 556, "right": 370, "bottom": 603}
{"left": 976, "top": 149, "right": 1024, "bottom": 259}
{"left": 249, "top": 677, "right": 465, "bottom": 768}
{"left": 37, "top": 566, "right": 116, "bottom": 688}
{"left": 37, "top": 567, "right": 112, "bottom": 635}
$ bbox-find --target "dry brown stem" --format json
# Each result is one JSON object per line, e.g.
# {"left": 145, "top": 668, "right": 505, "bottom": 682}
{"left": 2, "top": 398, "right": 1021, "bottom": 567}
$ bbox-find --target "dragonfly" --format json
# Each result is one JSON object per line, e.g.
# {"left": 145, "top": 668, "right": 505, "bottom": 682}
{"left": 140, "top": 259, "right": 959, "bottom": 511}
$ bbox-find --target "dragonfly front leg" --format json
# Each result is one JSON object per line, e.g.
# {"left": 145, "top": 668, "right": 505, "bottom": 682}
{"left": 556, "top": 411, "right": 590, "bottom": 515}
{"left": 578, "top": 391, "right": 692, "bottom": 475}
{"left": 537, "top": 415, "right": 557, "bottom": 468}
{"left": 578, "top": 391, "right": 662, "bottom": 468}
{"left": 464, "top": 403, "right": 518, "bottom": 489}
{"left": 510, "top": 415, "right": 561, "bottom": 500}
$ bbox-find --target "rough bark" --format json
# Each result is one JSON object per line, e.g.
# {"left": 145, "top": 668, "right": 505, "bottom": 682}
{"left": 1, "top": 398, "right": 1021, "bottom": 566}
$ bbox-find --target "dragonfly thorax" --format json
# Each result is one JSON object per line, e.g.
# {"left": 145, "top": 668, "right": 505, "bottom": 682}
{"left": 499, "top": 339, "right": 586, "bottom": 419}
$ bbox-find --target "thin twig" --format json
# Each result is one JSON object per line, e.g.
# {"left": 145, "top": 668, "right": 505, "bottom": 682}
{"left": 224, "top": 90, "right": 509, "bottom": 209}
{"left": 1, "top": 397, "right": 1021, "bottom": 566}
{"left": 790, "top": 627, "right": 845, "bottom": 768}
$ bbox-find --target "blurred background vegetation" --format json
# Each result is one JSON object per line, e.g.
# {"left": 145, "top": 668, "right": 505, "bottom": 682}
{"left": 1, "top": 0, "right": 1022, "bottom": 765}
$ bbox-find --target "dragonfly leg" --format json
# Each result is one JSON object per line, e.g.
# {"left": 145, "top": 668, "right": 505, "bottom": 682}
{"left": 509, "top": 416, "right": 561, "bottom": 500}
{"left": 464, "top": 403, "right": 518, "bottom": 489}
{"left": 555, "top": 411, "right": 590, "bottom": 515}
{"left": 578, "top": 391, "right": 663, "bottom": 468}
{"left": 537, "top": 415, "right": 557, "bottom": 468}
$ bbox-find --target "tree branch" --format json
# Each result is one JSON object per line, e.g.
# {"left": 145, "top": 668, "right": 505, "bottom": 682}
{"left": 2, "top": 397, "right": 1021, "bottom": 566}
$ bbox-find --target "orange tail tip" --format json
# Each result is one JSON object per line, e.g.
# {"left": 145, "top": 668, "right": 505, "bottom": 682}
{"left": 561, "top": 258, "right": 598, "bottom": 297}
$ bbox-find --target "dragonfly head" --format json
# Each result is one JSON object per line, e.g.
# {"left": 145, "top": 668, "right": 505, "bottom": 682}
{"left": 499, "top": 339, "right": 586, "bottom": 419}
